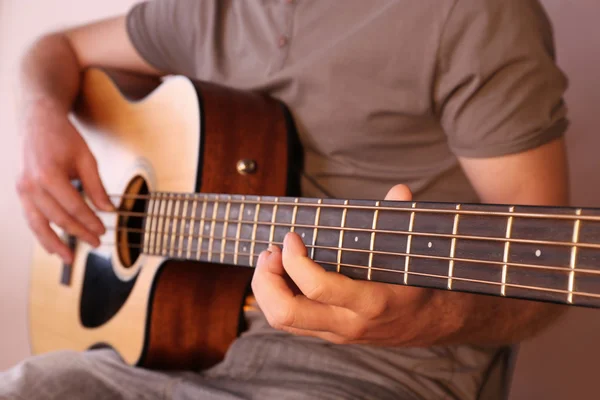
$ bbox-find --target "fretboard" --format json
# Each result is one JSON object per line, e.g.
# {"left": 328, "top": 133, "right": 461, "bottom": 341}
{"left": 137, "top": 192, "right": 600, "bottom": 309}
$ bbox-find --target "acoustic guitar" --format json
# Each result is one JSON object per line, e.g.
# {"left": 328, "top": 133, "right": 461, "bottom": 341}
{"left": 29, "top": 68, "right": 600, "bottom": 371}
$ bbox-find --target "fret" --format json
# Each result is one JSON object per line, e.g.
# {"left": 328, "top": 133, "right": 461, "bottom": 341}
{"left": 294, "top": 198, "right": 319, "bottom": 252}
{"left": 150, "top": 194, "right": 161, "bottom": 255}
{"left": 573, "top": 209, "right": 600, "bottom": 307}
{"left": 144, "top": 196, "right": 155, "bottom": 254}
{"left": 196, "top": 198, "right": 208, "bottom": 261}
{"left": 186, "top": 195, "right": 197, "bottom": 259}
{"left": 157, "top": 196, "right": 169, "bottom": 256}
{"left": 238, "top": 197, "right": 257, "bottom": 267}
{"left": 249, "top": 198, "right": 261, "bottom": 267}
{"left": 447, "top": 204, "right": 461, "bottom": 290}
{"left": 221, "top": 195, "right": 241, "bottom": 265}
{"left": 269, "top": 197, "right": 279, "bottom": 246}
{"left": 403, "top": 202, "right": 457, "bottom": 290}
{"left": 404, "top": 203, "right": 416, "bottom": 285}
{"left": 452, "top": 204, "right": 506, "bottom": 296}
{"left": 506, "top": 205, "right": 574, "bottom": 303}
{"left": 169, "top": 196, "right": 180, "bottom": 257}
{"left": 311, "top": 199, "right": 323, "bottom": 260}
{"left": 340, "top": 200, "right": 377, "bottom": 280}
{"left": 220, "top": 197, "right": 232, "bottom": 263}
{"left": 148, "top": 194, "right": 160, "bottom": 255}
{"left": 368, "top": 201, "right": 380, "bottom": 281}
{"left": 568, "top": 209, "right": 582, "bottom": 303}
{"left": 207, "top": 198, "right": 219, "bottom": 262}
{"left": 313, "top": 199, "right": 346, "bottom": 272}
{"left": 234, "top": 196, "right": 246, "bottom": 265}
{"left": 501, "top": 207, "right": 515, "bottom": 296}
{"left": 336, "top": 200, "right": 349, "bottom": 273}
{"left": 177, "top": 196, "right": 188, "bottom": 258}
{"left": 366, "top": 200, "right": 412, "bottom": 284}
{"left": 254, "top": 197, "right": 276, "bottom": 257}
{"left": 290, "top": 198, "right": 299, "bottom": 233}
{"left": 166, "top": 198, "right": 176, "bottom": 256}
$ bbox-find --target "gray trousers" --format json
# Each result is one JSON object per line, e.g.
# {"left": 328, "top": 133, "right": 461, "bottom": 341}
{"left": 0, "top": 310, "right": 506, "bottom": 400}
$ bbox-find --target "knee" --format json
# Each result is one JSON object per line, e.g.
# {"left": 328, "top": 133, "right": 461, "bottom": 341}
{"left": 0, "top": 350, "right": 98, "bottom": 399}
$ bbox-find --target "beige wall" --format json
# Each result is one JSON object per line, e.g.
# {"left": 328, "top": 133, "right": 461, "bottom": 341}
{"left": 1, "top": 1, "right": 599, "bottom": 398}
{"left": 0, "top": 0, "right": 141, "bottom": 371}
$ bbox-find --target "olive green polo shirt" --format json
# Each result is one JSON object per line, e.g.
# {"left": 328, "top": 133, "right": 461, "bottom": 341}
{"left": 126, "top": 0, "right": 568, "bottom": 204}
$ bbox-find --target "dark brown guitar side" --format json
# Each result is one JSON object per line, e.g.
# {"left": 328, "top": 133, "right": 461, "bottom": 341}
{"left": 139, "top": 78, "right": 298, "bottom": 370}
{"left": 28, "top": 68, "right": 300, "bottom": 371}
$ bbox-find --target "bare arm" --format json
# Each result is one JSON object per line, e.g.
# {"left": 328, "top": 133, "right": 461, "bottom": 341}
{"left": 441, "top": 136, "right": 570, "bottom": 345}
{"left": 20, "top": 16, "right": 162, "bottom": 113}
{"left": 252, "top": 137, "right": 570, "bottom": 348}
{"left": 17, "top": 16, "right": 163, "bottom": 262}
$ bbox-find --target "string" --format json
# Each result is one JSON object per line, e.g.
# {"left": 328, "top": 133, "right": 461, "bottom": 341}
{"left": 97, "top": 240, "right": 600, "bottom": 301}
{"left": 106, "top": 192, "right": 600, "bottom": 223}
{"left": 104, "top": 226, "right": 600, "bottom": 276}
{"left": 102, "top": 211, "right": 600, "bottom": 251}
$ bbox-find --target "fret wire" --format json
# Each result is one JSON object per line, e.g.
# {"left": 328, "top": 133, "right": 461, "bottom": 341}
{"left": 568, "top": 209, "right": 582, "bottom": 304}
{"left": 448, "top": 204, "right": 461, "bottom": 290}
{"left": 234, "top": 197, "right": 245, "bottom": 265}
{"left": 115, "top": 193, "right": 600, "bottom": 223}
{"left": 186, "top": 195, "right": 197, "bottom": 259}
{"left": 337, "top": 200, "right": 349, "bottom": 273}
{"left": 149, "top": 194, "right": 161, "bottom": 255}
{"left": 115, "top": 210, "right": 600, "bottom": 251}
{"left": 208, "top": 199, "right": 219, "bottom": 262}
{"left": 178, "top": 195, "right": 188, "bottom": 258}
{"left": 290, "top": 198, "right": 299, "bottom": 233}
{"left": 159, "top": 197, "right": 171, "bottom": 256}
{"left": 116, "top": 239, "right": 600, "bottom": 301}
{"left": 150, "top": 195, "right": 160, "bottom": 255}
{"left": 311, "top": 199, "right": 323, "bottom": 260}
{"left": 196, "top": 199, "right": 208, "bottom": 261}
{"left": 269, "top": 197, "right": 279, "bottom": 246}
{"left": 249, "top": 198, "right": 261, "bottom": 267}
{"left": 220, "top": 196, "right": 232, "bottom": 263}
{"left": 142, "top": 197, "right": 153, "bottom": 254}
{"left": 501, "top": 207, "right": 515, "bottom": 296}
{"left": 368, "top": 202, "right": 380, "bottom": 281}
{"left": 112, "top": 226, "right": 600, "bottom": 276}
{"left": 404, "top": 203, "right": 416, "bottom": 285}
{"left": 170, "top": 196, "right": 180, "bottom": 258}
{"left": 157, "top": 197, "right": 166, "bottom": 256}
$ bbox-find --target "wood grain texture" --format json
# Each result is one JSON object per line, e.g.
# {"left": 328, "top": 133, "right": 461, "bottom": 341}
{"left": 28, "top": 67, "right": 294, "bottom": 370}
{"left": 141, "top": 79, "right": 291, "bottom": 369}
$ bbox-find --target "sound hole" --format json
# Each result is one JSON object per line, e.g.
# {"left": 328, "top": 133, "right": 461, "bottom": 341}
{"left": 117, "top": 176, "right": 150, "bottom": 268}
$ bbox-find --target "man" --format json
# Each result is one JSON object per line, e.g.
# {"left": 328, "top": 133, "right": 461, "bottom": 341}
{"left": 3, "top": 0, "right": 569, "bottom": 399}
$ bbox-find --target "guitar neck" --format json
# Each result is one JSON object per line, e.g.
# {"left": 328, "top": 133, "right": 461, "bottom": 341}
{"left": 133, "top": 192, "right": 600, "bottom": 309}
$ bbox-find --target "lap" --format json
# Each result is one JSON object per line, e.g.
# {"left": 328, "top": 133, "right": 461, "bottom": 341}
{"left": 0, "top": 312, "right": 501, "bottom": 400}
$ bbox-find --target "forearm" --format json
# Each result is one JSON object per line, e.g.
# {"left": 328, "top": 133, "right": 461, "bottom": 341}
{"left": 19, "top": 33, "right": 82, "bottom": 113}
{"left": 420, "top": 290, "right": 568, "bottom": 347}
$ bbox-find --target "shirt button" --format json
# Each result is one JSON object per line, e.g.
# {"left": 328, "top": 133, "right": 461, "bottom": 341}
{"left": 278, "top": 35, "right": 288, "bottom": 48}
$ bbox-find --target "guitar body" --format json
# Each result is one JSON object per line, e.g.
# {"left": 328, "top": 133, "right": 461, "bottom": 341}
{"left": 28, "top": 68, "right": 297, "bottom": 370}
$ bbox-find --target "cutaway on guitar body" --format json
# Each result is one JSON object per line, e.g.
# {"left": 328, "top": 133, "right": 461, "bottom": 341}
{"left": 28, "top": 68, "right": 298, "bottom": 370}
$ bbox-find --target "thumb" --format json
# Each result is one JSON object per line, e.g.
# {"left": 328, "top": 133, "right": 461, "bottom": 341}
{"left": 384, "top": 184, "right": 413, "bottom": 202}
{"left": 77, "top": 153, "right": 114, "bottom": 212}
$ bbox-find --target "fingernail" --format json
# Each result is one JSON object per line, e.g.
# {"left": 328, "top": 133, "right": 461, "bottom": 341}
{"left": 258, "top": 249, "right": 272, "bottom": 264}
{"left": 91, "top": 224, "right": 105, "bottom": 235}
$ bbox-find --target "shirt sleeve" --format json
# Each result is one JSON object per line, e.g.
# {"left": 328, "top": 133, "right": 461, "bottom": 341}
{"left": 434, "top": 0, "right": 569, "bottom": 158}
{"left": 125, "top": 0, "right": 203, "bottom": 77}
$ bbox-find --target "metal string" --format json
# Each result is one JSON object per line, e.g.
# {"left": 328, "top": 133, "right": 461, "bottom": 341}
{"left": 107, "top": 192, "right": 600, "bottom": 222}
{"left": 101, "top": 210, "right": 600, "bottom": 251}
{"left": 104, "top": 225, "right": 600, "bottom": 276}
{"left": 97, "top": 239, "right": 600, "bottom": 301}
